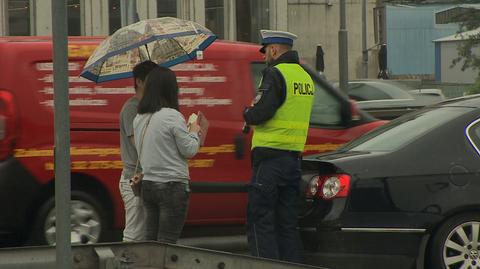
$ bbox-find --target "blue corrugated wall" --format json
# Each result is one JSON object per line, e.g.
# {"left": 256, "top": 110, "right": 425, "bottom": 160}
{"left": 386, "top": 5, "right": 458, "bottom": 76}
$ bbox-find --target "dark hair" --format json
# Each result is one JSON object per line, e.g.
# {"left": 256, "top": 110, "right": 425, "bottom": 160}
{"left": 132, "top": 60, "right": 157, "bottom": 89}
{"left": 137, "top": 66, "right": 179, "bottom": 114}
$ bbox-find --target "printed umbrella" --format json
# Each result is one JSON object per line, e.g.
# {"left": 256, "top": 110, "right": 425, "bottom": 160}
{"left": 80, "top": 17, "right": 217, "bottom": 83}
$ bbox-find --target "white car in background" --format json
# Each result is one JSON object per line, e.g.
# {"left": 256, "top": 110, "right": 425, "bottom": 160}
{"left": 334, "top": 80, "right": 446, "bottom": 120}
{"left": 408, "top": 88, "right": 446, "bottom": 105}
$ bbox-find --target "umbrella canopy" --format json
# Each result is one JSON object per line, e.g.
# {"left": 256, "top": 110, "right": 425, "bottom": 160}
{"left": 80, "top": 17, "right": 217, "bottom": 83}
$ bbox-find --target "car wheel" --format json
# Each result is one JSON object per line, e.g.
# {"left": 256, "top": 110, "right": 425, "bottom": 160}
{"left": 429, "top": 213, "right": 480, "bottom": 269}
{"left": 31, "top": 191, "right": 105, "bottom": 245}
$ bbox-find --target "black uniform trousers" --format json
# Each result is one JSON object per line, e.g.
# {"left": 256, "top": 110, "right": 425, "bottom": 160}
{"left": 246, "top": 147, "right": 304, "bottom": 263}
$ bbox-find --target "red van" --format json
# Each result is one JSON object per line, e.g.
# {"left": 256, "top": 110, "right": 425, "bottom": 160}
{"left": 0, "top": 36, "right": 384, "bottom": 246}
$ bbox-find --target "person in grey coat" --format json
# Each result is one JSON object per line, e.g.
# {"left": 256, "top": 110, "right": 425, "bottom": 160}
{"left": 133, "top": 66, "right": 201, "bottom": 243}
{"left": 119, "top": 60, "right": 157, "bottom": 241}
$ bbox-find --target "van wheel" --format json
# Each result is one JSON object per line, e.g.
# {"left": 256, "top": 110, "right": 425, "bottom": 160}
{"left": 31, "top": 191, "right": 106, "bottom": 245}
{"left": 429, "top": 213, "right": 480, "bottom": 269}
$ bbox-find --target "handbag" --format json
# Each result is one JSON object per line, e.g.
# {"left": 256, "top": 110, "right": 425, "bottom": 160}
{"left": 130, "top": 114, "right": 152, "bottom": 196}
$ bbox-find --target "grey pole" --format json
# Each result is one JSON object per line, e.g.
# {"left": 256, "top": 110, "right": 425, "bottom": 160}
{"left": 29, "top": 0, "right": 37, "bottom": 35}
{"left": 80, "top": 0, "right": 86, "bottom": 35}
{"left": 338, "top": 0, "right": 349, "bottom": 93}
{"left": 120, "top": 0, "right": 127, "bottom": 27}
{"left": 0, "top": 0, "right": 8, "bottom": 36}
{"left": 52, "top": 0, "right": 72, "bottom": 268}
{"left": 362, "top": 0, "right": 368, "bottom": 78}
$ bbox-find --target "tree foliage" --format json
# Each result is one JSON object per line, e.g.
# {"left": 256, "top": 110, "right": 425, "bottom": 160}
{"left": 466, "top": 77, "right": 480, "bottom": 95}
{"left": 451, "top": 7, "right": 480, "bottom": 77}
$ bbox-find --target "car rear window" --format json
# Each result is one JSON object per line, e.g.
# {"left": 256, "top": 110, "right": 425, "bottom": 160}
{"left": 346, "top": 81, "right": 413, "bottom": 101}
{"left": 340, "top": 107, "right": 467, "bottom": 152}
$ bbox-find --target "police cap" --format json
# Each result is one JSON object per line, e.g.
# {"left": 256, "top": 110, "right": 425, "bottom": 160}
{"left": 259, "top": 29, "right": 298, "bottom": 54}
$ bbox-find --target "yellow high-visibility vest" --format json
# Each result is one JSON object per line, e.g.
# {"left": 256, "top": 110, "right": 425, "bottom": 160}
{"left": 252, "top": 63, "right": 315, "bottom": 152}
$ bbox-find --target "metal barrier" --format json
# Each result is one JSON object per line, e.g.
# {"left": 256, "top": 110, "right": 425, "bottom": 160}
{"left": 0, "top": 241, "right": 328, "bottom": 269}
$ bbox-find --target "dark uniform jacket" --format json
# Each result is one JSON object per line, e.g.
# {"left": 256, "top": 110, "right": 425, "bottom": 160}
{"left": 243, "top": 50, "right": 307, "bottom": 161}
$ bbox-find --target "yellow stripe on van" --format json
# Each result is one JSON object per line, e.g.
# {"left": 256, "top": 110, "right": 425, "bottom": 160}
{"left": 14, "top": 147, "right": 121, "bottom": 158}
{"left": 15, "top": 145, "right": 236, "bottom": 158}
{"left": 198, "top": 144, "right": 235, "bottom": 155}
{"left": 68, "top": 44, "right": 97, "bottom": 58}
{"left": 304, "top": 143, "right": 343, "bottom": 152}
{"left": 44, "top": 159, "right": 215, "bottom": 171}
{"left": 15, "top": 143, "right": 344, "bottom": 160}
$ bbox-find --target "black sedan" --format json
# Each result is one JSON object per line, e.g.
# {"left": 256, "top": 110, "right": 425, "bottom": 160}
{"left": 299, "top": 94, "right": 480, "bottom": 269}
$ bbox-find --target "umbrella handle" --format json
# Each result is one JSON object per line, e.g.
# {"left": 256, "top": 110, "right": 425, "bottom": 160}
{"left": 144, "top": 44, "right": 151, "bottom": 61}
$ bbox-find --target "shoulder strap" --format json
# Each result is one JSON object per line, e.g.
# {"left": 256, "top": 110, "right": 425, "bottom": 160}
{"left": 134, "top": 114, "right": 152, "bottom": 175}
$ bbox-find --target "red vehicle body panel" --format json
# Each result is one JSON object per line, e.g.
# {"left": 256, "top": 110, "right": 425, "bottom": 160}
{"left": 0, "top": 36, "right": 384, "bottom": 244}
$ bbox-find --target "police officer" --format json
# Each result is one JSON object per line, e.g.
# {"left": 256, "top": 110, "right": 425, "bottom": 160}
{"left": 243, "top": 30, "right": 315, "bottom": 263}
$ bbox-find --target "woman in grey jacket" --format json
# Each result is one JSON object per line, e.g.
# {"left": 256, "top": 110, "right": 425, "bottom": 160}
{"left": 133, "top": 66, "right": 201, "bottom": 243}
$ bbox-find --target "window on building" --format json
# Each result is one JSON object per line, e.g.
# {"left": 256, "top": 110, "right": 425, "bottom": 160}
{"left": 236, "top": 0, "right": 250, "bottom": 42}
{"left": 8, "top": 0, "right": 30, "bottom": 36}
{"left": 109, "top": 0, "right": 121, "bottom": 34}
{"left": 236, "top": 0, "right": 269, "bottom": 43}
{"left": 374, "top": 7, "right": 386, "bottom": 44}
{"left": 205, "top": 0, "right": 224, "bottom": 39}
{"left": 157, "top": 0, "right": 176, "bottom": 18}
{"left": 67, "top": 0, "right": 81, "bottom": 36}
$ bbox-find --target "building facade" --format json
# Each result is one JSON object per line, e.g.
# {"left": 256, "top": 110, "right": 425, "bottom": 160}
{"left": 0, "top": 0, "right": 378, "bottom": 80}
{"left": 434, "top": 29, "right": 480, "bottom": 84}
{"left": 384, "top": 4, "right": 458, "bottom": 79}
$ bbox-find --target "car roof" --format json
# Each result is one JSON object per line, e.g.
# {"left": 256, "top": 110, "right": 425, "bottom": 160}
{"left": 438, "top": 94, "right": 480, "bottom": 108}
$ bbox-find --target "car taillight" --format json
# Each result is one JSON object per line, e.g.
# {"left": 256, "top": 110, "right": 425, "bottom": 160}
{"left": 0, "top": 91, "right": 17, "bottom": 160}
{"left": 306, "top": 174, "right": 350, "bottom": 200}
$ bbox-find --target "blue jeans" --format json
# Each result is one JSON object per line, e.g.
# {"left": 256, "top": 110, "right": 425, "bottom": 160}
{"left": 246, "top": 149, "right": 304, "bottom": 263}
{"left": 141, "top": 181, "right": 189, "bottom": 243}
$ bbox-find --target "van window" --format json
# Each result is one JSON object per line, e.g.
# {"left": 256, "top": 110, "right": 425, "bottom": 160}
{"left": 348, "top": 83, "right": 391, "bottom": 101}
{"left": 347, "top": 82, "right": 413, "bottom": 101}
{"left": 250, "top": 63, "right": 342, "bottom": 126}
{"left": 250, "top": 63, "right": 266, "bottom": 93}
{"left": 310, "top": 79, "right": 342, "bottom": 126}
